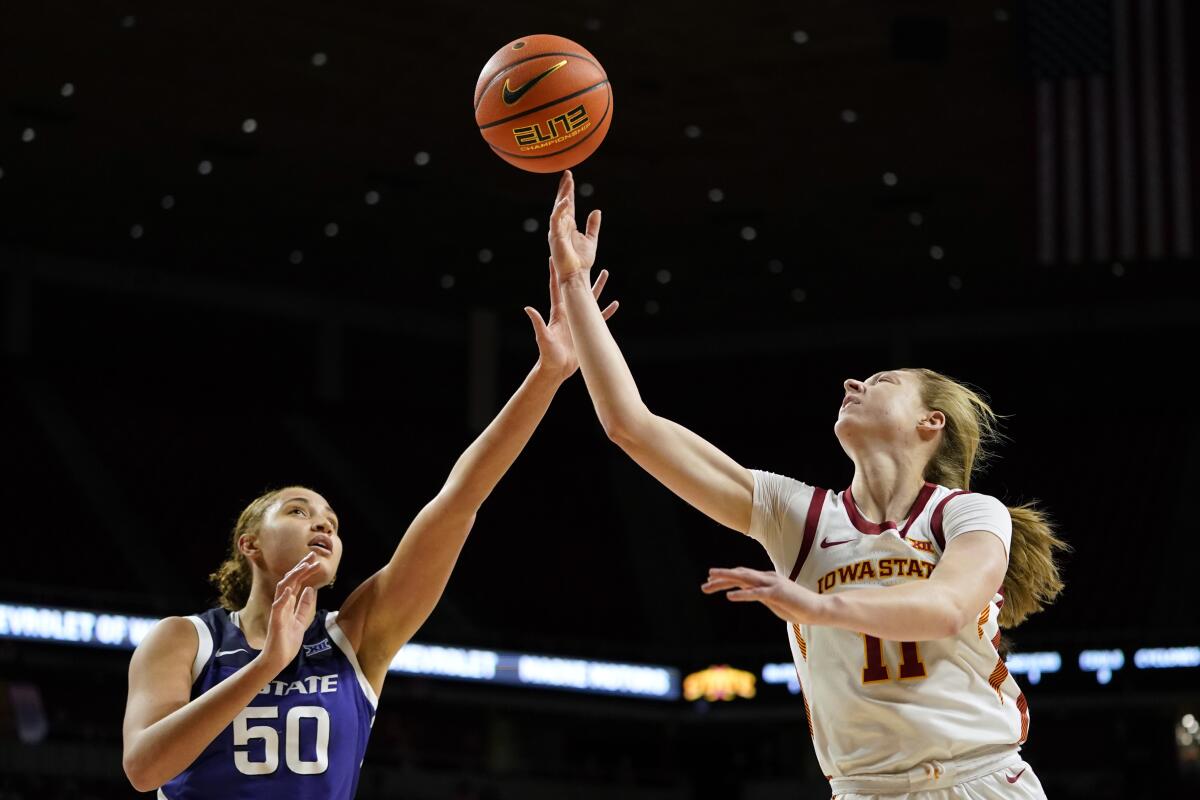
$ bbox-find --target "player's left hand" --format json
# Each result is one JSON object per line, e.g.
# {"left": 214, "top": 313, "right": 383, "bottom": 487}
{"left": 548, "top": 170, "right": 601, "bottom": 279}
{"left": 702, "top": 567, "right": 826, "bottom": 624}
{"left": 525, "top": 257, "right": 618, "bottom": 379}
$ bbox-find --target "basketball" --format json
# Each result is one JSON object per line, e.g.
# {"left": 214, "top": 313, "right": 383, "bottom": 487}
{"left": 474, "top": 34, "right": 613, "bottom": 173}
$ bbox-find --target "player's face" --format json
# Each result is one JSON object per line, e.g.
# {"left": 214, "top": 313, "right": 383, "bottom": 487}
{"left": 254, "top": 488, "right": 342, "bottom": 588}
{"left": 835, "top": 369, "right": 929, "bottom": 444}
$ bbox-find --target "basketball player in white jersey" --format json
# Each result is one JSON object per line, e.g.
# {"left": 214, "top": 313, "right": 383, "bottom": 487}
{"left": 545, "top": 171, "right": 1067, "bottom": 799}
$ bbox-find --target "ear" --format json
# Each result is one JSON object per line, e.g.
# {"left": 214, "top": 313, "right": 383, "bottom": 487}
{"left": 917, "top": 410, "right": 946, "bottom": 433}
{"left": 237, "top": 533, "right": 261, "bottom": 560}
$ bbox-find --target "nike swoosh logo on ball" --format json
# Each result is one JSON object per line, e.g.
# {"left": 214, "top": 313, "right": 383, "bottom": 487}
{"left": 820, "top": 538, "right": 853, "bottom": 548}
{"left": 502, "top": 60, "right": 567, "bottom": 105}
{"left": 1006, "top": 768, "right": 1026, "bottom": 784}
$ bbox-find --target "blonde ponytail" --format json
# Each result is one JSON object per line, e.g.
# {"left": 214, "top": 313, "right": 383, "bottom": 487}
{"left": 1000, "top": 504, "right": 1068, "bottom": 627}
{"left": 909, "top": 369, "right": 1069, "bottom": 628}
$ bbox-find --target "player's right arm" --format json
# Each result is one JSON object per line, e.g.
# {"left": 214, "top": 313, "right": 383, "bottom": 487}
{"left": 122, "top": 559, "right": 318, "bottom": 791}
{"left": 548, "top": 170, "right": 753, "bottom": 533}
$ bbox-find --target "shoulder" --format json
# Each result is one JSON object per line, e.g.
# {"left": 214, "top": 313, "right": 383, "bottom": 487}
{"left": 936, "top": 489, "right": 1012, "bottom": 558}
{"left": 749, "top": 469, "right": 818, "bottom": 504}
{"left": 131, "top": 609, "right": 225, "bottom": 668}
{"left": 927, "top": 487, "right": 1009, "bottom": 551}
{"left": 927, "top": 486, "right": 1005, "bottom": 519}
{"left": 746, "top": 470, "right": 828, "bottom": 573}
{"left": 130, "top": 615, "right": 200, "bottom": 669}
{"left": 747, "top": 470, "right": 822, "bottom": 535}
{"left": 942, "top": 490, "right": 1008, "bottom": 518}
{"left": 143, "top": 615, "right": 201, "bottom": 646}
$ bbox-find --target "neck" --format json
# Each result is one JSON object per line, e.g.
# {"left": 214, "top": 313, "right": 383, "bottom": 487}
{"left": 236, "top": 574, "right": 318, "bottom": 648}
{"left": 849, "top": 449, "right": 930, "bottom": 524}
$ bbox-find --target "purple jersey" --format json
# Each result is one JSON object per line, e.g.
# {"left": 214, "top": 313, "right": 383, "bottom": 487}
{"left": 157, "top": 607, "right": 377, "bottom": 800}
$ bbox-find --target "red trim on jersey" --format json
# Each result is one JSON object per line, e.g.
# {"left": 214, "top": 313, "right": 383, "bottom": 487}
{"left": 843, "top": 482, "right": 937, "bottom": 538}
{"left": 792, "top": 665, "right": 816, "bottom": 739}
{"left": 988, "top": 658, "right": 1010, "bottom": 702}
{"left": 930, "top": 490, "right": 972, "bottom": 551}
{"left": 792, "top": 623, "right": 808, "bottom": 660}
{"left": 789, "top": 488, "right": 829, "bottom": 582}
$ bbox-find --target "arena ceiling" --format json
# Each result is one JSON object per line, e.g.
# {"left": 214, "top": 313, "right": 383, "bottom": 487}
{"left": 6, "top": 1, "right": 1168, "bottom": 323}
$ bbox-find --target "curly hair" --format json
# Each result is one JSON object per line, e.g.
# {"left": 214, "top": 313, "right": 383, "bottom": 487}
{"left": 208, "top": 487, "right": 295, "bottom": 611}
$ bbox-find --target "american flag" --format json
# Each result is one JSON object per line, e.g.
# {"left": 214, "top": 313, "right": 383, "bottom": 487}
{"left": 1028, "top": 0, "right": 1194, "bottom": 264}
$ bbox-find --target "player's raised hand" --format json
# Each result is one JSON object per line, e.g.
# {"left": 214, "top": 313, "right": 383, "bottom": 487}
{"left": 548, "top": 170, "right": 601, "bottom": 279}
{"left": 525, "top": 257, "right": 618, "bottom": 379}
{"left": 701, "top": 567, "right": 826, "bottom": 625}
{"left": 262, "top": 553, "right": 321, "bottom": 671}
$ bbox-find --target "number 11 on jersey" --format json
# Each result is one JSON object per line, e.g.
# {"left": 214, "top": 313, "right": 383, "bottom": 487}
{"left": 861, "top": 635, "right": 928, "bottom": 683}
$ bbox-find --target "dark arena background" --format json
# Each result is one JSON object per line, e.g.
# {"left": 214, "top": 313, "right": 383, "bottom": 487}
{"left": 2, "top": 1, "right": 1198, "bottom": 798}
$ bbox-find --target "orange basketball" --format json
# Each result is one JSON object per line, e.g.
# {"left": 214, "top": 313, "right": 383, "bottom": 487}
{"left": 474, "top": 34, "right": 613, "bottom": 173}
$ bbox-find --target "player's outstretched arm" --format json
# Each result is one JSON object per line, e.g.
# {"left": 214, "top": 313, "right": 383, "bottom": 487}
{"left": 336, "top": 264, "right": 617, "bottom": 690}
{"left": 548, "top": 170, "right": 754, "bottom": 534}
{"left": 122, "top": 557, "right": 320, "bottom": 791}
{"left": 702, "top": 532, "right": 1008, "bottom": 640}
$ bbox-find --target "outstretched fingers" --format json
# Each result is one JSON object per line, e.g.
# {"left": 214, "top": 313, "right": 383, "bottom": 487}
{"left": 273, "top": 553, "right": 320, "bottom": 602}
{"left": 272, "top": 585, "right": 294, "bottom": 608}
{"left": 552, "top": 171, "right": 575, "bottom": 224}
{"left": 591, "top": 268, "right": 609, "bottom": 299}
{"left": 550, "top": 193, "right": 575, "bottom": 238}
{"left": 701, "top": 567, "right": 801, "bottom": 623}
{"left": 701, "top": 567, "right": 775, "bottom": 593}
{"left": 558, "top": 170, "right": 575, "bottom": 208}
{"left": 524, "top": 306, "right": 548, "bottom": 338}
{"left": 708, "top": 566, "right": 774, "bottom": 583}
{"left": 725, "top": 587, "right": 774, "bottom": 602}
{"left": 294, "top": 586, "right": 316, "bottom": 620}
{"left": 593, "top": 269, "right": 618, "bottom": 319}
{"left": 585, "top": 208, "right": 602, "bottom": 240}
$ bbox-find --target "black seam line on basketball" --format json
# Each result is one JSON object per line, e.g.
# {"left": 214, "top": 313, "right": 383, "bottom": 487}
{"left": 474, "top": 51, "right": 602, "bottom": 110}
{"left": 478, "top": 81, "right": 609, "bottom": 131}
{"left": 486, "top": 89, "right": 611, "bottom": 158}
{"left": 487, "top": 89, "right": 611, "bottom": 159}
{"left": 473, "top": 51, "right": 603, "bottom": 111}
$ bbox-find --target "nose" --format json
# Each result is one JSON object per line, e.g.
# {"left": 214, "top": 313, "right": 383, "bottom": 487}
{"left": 844, "top": 378, "right": 865, "bottom": 394}
{"left": 312, "top": 518, "right": 334, "bottom": 534}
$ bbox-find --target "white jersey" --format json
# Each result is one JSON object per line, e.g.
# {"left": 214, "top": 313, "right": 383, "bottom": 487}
{"left": 748, "top": 470, "right": 1029, "bottom": 779}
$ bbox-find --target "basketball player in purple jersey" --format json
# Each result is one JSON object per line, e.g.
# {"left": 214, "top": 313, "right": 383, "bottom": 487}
{"left": 121, "top": 269, "right": 617, "bottom": 798}
{"left": 546, "top": 171, "right": 1068, "bottom": 799}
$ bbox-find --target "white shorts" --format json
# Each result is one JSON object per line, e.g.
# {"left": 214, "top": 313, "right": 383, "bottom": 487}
{"left": 831, "top": 749, "right": 1047, "bottom": 800}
